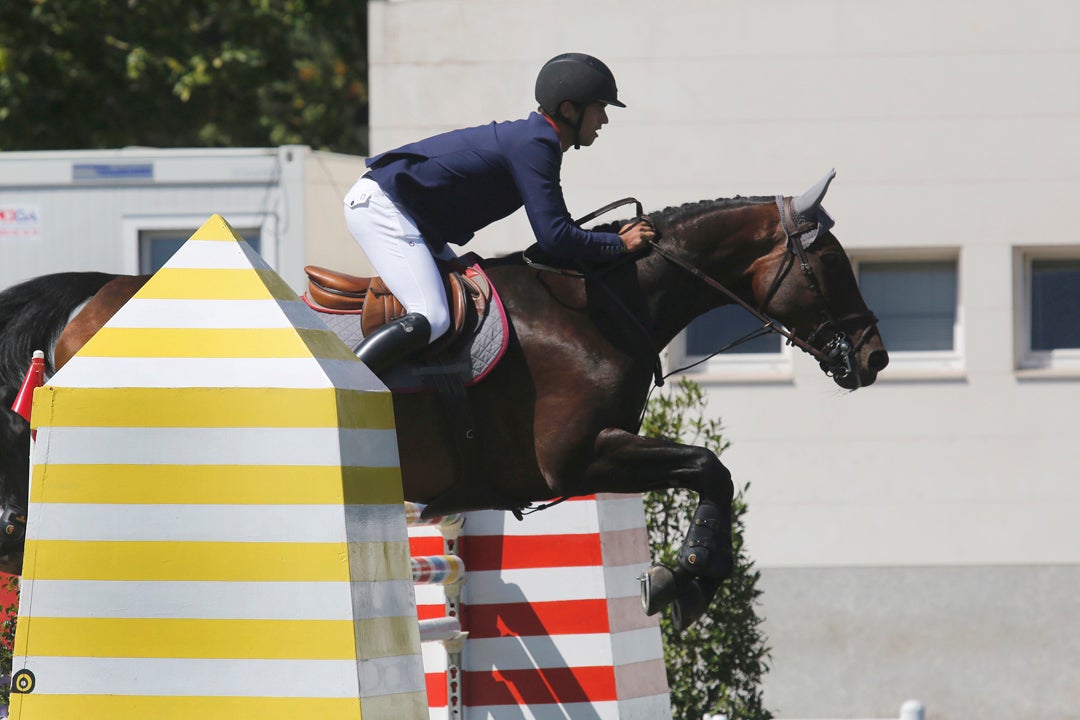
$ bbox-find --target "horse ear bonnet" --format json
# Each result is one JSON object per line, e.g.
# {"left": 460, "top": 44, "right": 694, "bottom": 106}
{"left": 790, "top": 169, "right": 837, "bottom": 248}
{"left": 792, "top": 169, "right": 836, "bottom": 219}
{"left": 535, "top": 53, "right": 625, "bottom": 114}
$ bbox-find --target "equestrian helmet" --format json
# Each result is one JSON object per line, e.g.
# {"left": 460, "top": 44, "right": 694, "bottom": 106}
{"left": 535, "top": 53, "right": 625, "bottom": 115}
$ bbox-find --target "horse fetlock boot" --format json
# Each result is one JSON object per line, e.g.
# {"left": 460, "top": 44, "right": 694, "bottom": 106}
{"left": 677, "top": 501, "right": 733, "bottom": 580}
{"left": 353, "top": 312, "right": 432, "bottom": 374}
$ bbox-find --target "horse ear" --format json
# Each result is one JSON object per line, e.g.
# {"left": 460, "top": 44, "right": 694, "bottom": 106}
{"left": 792, "top": 169, "right": 837, "bottom": 218}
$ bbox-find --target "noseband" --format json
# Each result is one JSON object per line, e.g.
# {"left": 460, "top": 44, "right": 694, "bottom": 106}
{"left": 648, "top": 196, "right": 878, "bottom": 384}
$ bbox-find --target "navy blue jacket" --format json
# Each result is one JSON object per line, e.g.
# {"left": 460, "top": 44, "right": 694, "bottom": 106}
{"left": 365, "top": 112, "right": 625, "bottom": 261}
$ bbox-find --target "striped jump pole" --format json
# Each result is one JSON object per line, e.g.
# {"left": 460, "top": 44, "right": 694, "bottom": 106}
{"left": 412, "top": 554, "right": 465, "bottom": 586}
{"left": 405, "top": 501, "right": 464, "bottom": 542}
{"left": 10, "top": 215, "right": 428, "bottom": 720}
{"left": 407, "top": 502, "right": 467, "bottom": 720}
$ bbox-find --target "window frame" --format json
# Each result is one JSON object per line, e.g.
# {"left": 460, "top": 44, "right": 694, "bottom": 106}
{"left": 669, "top": 304, "right": 795, "bottom": 384}
{"left": 1015, "top": 246, "right": 1080, "bottom": 374}
{"left": 122, "top": 213, "right": 277, "bottom": 275}
{"left": 850, "top": 248, "right": 965, "bottom": 378}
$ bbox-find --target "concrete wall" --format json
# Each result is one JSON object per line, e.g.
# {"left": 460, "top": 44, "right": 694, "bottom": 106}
{"left": 368, "top": 1, "right": 1080, "bottom": 717}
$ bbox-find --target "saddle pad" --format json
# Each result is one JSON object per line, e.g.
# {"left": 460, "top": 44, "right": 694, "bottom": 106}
{"left": 310, "top": 265, "right": 509, "bottom": 393}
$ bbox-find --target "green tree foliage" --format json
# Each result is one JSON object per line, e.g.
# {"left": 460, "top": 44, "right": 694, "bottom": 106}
{"left": 0, "top": 0, "right": 367, "bottom": 152}
{"left": 642, "top": 378, "right": 772, "bottom": 720}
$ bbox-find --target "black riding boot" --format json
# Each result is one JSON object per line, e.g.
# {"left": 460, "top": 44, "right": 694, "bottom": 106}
{"left": 354, "top": 313, "right": 432, "bottom": 375}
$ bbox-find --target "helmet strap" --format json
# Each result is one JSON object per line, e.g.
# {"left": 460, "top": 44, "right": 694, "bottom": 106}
{"left": 554, "top": 101, "right": 585, "bottom": 150}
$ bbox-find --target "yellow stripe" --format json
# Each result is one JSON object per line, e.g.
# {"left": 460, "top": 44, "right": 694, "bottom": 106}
{"left": 9, "top": 695, "right": 366, "bottom": 720}
{"left": 30, "top": 464, "right": 404, "bottom": 505}
{"left": 37, "top": 388, "right": 394, "bottom": 428}
{"left": 188, "top": 214, "right": 243, "bottom": 242}
{"left": 24, "top": 540, "right": 412, "bottom": 582}
{"left": 14, "top": 618, "right": 367, "bottom": 659}
{"left": 76, "top": 327, "right": 354, "bottom": 359}
{"left": 134, "top": 268, "right": 297, "bottom": 301}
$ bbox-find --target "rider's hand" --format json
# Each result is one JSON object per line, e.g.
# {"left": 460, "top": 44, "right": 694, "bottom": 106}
{"left": 618, "top": 217, "right": 656, "bottom": 253}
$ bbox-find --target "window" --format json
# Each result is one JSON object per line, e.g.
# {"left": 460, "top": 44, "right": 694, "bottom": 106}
{"left": 674, "top": 304, "right": 791, "bottom": 381}
{"left": 855, "top": 255, "right": 962, "bottom": 375}
{"left": 1017, "top": 252, "right": 1080, "bottom": 371}
{"left": 138, "top": 227, "right": 261, "bottom": 274}
{"left": 686, "top": 305, "right": 782, "bottom": 356}
{"left": 123, "top": 213, "right": 276, "bottom": 275}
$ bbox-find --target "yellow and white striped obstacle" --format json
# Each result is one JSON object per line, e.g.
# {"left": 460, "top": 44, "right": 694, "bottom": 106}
{"left": 11, "top": 215, "right": 428, "bottom": 720}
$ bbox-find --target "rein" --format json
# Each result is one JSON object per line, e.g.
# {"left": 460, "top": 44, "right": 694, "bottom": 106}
{"left": 647, "top": 241, "right": 831, "bottom": 367}
{"left": 525, "top": 195, "right": 878, "bottom": 387}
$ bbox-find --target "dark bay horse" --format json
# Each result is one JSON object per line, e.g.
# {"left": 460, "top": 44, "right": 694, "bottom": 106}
{"left": 0, "top": 172, "right": 887, "bottom": 628}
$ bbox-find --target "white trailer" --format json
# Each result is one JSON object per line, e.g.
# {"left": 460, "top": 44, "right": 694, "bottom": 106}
{"left": 0, "top": 145, "right": 371, "bottom": 293}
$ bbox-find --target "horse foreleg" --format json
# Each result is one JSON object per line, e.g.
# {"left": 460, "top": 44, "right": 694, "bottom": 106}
{"left": 579, "top": 428, "right": 735, "bottom": 630}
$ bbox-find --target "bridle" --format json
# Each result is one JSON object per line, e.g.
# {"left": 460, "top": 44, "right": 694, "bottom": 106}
{"left": 564, "top": 196, "right": 878, "bottom": 387}
{"left": 650, "top": 195, "right": 879, "bottom": 385}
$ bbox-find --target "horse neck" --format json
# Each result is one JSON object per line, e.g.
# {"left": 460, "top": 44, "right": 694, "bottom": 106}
{"left": 638, "top": 203, "right": 780, "bottom": 348}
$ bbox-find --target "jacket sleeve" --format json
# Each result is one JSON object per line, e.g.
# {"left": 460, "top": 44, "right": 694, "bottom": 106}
{"left": 507, "top": 133, "right": 626, "bottom": 261}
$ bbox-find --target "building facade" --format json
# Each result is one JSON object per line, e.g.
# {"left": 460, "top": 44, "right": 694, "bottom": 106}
{"left": 368, "top": 1, "right": 1080, "bottom": 718}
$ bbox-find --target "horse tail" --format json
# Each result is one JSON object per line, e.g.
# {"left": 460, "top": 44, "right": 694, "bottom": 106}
{"left": 0, "top": 272, "right": 118, "bottom": 387}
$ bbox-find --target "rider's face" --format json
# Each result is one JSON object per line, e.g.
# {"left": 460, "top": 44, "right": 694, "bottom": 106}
{"left": 576, "top": 102, "right": 609, "bottom": 146}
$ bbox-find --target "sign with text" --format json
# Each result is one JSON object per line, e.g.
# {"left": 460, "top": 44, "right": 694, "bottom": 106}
{"left": 0, "top": 204, "right": 42, "bottom": 239}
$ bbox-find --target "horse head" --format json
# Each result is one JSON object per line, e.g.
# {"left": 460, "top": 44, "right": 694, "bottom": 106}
{"left": 650, "top": 170, "right": 888, "bottom": 390}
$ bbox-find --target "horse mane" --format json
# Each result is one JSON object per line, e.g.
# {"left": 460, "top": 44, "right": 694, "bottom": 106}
{"left": 0, "top": 272, "right": 116, "bottom": 387}
{"left": 590, "top": 195, "right": 776, "bottom": 235}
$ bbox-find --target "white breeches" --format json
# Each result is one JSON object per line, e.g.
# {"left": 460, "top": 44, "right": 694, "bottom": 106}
{"left": 343, "top": 176, "right": 452, "bottom": 343}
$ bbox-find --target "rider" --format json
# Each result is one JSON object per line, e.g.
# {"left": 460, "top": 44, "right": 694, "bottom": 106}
{"left": 343, "top": 52, "right": 656, "bottom": 373}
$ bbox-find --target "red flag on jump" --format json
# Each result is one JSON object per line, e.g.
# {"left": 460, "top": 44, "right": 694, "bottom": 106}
{"left": 11, "top": 350, "right": 46, "bottom": 424}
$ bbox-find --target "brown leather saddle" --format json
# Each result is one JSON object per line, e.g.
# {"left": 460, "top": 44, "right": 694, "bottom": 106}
{"left": 304, "top": 262, "right": 491, "bottom": 352}
{"left": 304, "top": 261, "right": 516, "bottom": 517}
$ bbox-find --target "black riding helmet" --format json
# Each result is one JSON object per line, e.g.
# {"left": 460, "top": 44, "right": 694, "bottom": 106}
{"left": 535, "top": 52, "right": 625, "bottom": 115}
{"left": 535, "top": 53, "right": 624, "bottom": 148}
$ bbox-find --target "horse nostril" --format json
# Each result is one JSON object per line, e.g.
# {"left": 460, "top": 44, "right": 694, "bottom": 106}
{"left": 867, "top": 349, "right": 889, "bottom": 373}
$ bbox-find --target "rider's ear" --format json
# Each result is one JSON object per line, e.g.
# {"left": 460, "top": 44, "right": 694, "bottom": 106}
{"left": 558, "top": 100, "right": 580, "bottom": 122}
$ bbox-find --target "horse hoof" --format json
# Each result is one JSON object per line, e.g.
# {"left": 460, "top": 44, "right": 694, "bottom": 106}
{"left": 640, "top": 564, "right": 679, "bottom": 616}
{"left": 671, "top": 576, "right": 722, "bottom": 631}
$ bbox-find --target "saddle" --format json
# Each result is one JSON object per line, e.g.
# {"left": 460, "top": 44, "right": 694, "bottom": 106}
{"left": 302, "top": 260, "right": 516, "bottom": 519}
{"left": 304, "top": 260, "right": 491, "bottom": 353}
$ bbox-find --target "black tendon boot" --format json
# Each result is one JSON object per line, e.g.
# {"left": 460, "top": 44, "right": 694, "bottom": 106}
{"left": 641, "top": 498, "right": 734, "bottom": 631}
{"left": 354, "top": 313, "right": 432, "bottom": 375}
{"left": 677, "top": 498, "right": 734, "bottom": 580}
